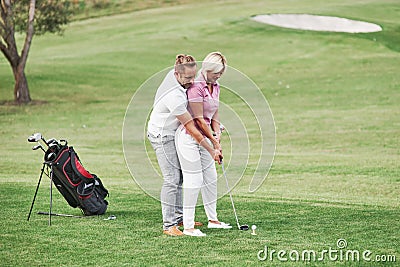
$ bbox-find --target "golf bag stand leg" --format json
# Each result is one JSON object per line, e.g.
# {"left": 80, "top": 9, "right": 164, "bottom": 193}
{"left": 27, "top": 163, "right": 47, "bottom": 221}
{"left": 48, "top": 162, "right": 54, "bottom": 226}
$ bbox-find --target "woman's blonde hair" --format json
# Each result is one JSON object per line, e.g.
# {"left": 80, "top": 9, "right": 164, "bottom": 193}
{"left": 201, "top": 51, "right": 227, "bottom": 78}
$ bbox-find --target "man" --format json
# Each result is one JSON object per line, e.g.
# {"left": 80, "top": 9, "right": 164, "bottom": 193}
{"left": 147, "top": 54, "right": 222, "bottom": 236}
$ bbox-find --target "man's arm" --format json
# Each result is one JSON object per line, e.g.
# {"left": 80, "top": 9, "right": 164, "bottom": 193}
{"left": 176, "top": 111, "right": 222, "bottom": 163}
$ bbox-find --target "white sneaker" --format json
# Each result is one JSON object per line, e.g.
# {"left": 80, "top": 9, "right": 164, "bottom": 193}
{"left": 208, "top": 221, "right": 232, "bottom": 229}
{"left": 183, "top": 229, "right": 207, "bottom": 237}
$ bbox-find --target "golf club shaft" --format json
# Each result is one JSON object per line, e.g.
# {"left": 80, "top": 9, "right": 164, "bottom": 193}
{"left": 221, "top": 161, "right": 241, "bottom": 229}
{"left": 37, "top": 211, "right": 86, "bottom": 218}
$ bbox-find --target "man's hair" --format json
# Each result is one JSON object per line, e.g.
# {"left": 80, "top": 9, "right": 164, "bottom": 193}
{"left": 175, "top": 54, "right": 197, "bottom": 73}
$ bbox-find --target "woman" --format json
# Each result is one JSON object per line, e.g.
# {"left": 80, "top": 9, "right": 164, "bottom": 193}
{"left": 175, "top": 52, "right": 231, "bottom": 237}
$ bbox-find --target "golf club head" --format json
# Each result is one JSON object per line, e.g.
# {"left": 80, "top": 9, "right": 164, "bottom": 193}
{"left": 240, "top": 224, "right": 249, "bottom": 231}
{"left": 60, "top": 139, "right": 68, "bottom": 146}
{"left": 28, "top": 133, "right": 42, "bottom": 142}
{"left": 32, "top": 145, "right": 42, "bottom": 150}
{"left": 46, "top": 138, "right": 58, "bottom": 145}
{"left": 45, "top": 152, "right": 56, "bottom": 161}
{"left": 48, "top": 143, "right": 60, "bottom": 153}
{"left": 32, "top": 145, "right": 40, "bottom": 150}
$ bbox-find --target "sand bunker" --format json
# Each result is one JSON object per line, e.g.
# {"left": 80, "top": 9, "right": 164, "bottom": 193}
{"left": 251, "top": 14, "right": 382, "bottom": 33}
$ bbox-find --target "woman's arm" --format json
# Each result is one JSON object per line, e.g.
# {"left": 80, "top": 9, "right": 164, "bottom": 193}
{"left": 188, "top": 101, "right": 221, "bottom": 151}
{"left": 176, "top": 111, "right": 222, "bottom": 163}
{"left": 211, "top": 110, "right": 221, "bottom": 143}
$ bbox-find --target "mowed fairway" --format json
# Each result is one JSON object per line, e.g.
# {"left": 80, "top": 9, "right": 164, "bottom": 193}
{"left": 0, "top": 0, "right": 399, "bottom": 266}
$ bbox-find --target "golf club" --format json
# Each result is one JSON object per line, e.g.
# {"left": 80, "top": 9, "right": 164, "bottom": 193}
{"left": 28, "top": 133, "right": 42, "bottom": 143}
{"left": 60, "top": 139, "right": 68, "bottom": 146}
{"left": 46, "top": 138, "right": 58, "bottom": 145}
{"left": 221, "top": 160, "right": 249, "bottom": 231}
{"left": 28, "top": 133, "right": 51, "bottom": 152}
{"left": 32, "top": 144, "right": 45, "bottom": 152}
{"left": 45, "top": 152, "right": 57, "bottom": 162}
{"left": 40, "top": 135, "right": 52, "bottom": 146}
{"left": 47, "top": 142, "right": 60, "bottom": 156}
{"left": 37, "top": 211, "right": 87, "bottom": 218}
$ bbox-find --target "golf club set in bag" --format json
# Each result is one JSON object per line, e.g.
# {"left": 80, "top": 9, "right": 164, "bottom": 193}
{"left": 27, "top": 133, "right": 108, "bottom": 224}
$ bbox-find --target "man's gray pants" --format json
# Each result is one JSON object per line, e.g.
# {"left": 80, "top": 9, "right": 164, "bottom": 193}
{"left": 147, "top": 132, "right": 183, "bottom": 230}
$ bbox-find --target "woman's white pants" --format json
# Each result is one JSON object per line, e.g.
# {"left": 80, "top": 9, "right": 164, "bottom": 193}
{"left": 175, "top": 128, "right": 218, "bottom": 229}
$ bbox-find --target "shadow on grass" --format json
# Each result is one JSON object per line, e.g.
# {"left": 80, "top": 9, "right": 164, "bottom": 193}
{"left": 0, "top": 100, "right": 49, "bottom": 106}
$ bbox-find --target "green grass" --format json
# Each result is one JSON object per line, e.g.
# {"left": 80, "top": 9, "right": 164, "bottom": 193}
{"left": 0, "top": 0, "right": 399, "bottom": 266}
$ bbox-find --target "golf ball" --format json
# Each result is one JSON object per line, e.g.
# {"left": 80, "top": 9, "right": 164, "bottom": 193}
{"left": 252, "top": 225, "right": 257, "bottom": 230}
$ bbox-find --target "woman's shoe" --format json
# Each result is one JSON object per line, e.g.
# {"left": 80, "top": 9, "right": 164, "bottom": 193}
{"left": 183, "top": 229, "right": 207, "bottom": 237}
{"left": 208, "top": 221, "right": 232, "bottom": 229}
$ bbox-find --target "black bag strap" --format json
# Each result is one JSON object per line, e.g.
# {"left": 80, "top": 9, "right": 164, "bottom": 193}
{"left": 77, "top": 181, "right": 95, "bottom": 197}
{"left": 93, "top": 174, "right": 109, "bottom": 197}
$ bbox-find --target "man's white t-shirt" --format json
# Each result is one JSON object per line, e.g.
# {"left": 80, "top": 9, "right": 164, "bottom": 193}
{"left": 147, "top": 69, "right": 188, "bottom": 137}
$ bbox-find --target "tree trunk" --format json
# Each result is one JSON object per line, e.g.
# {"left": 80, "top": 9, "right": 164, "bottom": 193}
{"left": 13, "top": 0, "right": 36, "bottom": 104}
{"left": 0, "top": 0, "right": 35, "bottom": 104}
{"left": 14, "top": 67, "right": 32, "bottom": 104}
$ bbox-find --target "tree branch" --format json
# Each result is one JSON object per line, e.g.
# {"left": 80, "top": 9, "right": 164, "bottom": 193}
{"left": 0, "top": 40, "right": 8, "bottom": 56}
{"left": 0, "top": 0, "right": 7, "bottom": 15}
{"left": 0, "top": 0, "right": 9, "bottom": 36}
{"left": 18, "top": 0, "right": 35, "bottom": 72}
{"left": 0, "top": 0, "right": 13, "bottom": 64}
